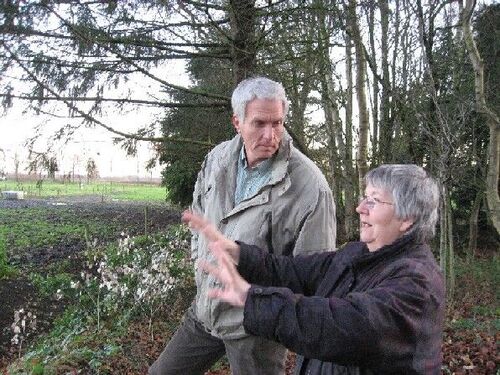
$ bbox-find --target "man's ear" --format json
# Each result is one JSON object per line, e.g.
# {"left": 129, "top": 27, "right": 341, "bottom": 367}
{"left": 232, "top": 114, "right": 240, "bottom": 133}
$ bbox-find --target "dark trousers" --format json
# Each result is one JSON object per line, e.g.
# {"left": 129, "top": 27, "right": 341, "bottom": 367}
{"left": 149, "top": 307, "right": 286, "bottom": 375}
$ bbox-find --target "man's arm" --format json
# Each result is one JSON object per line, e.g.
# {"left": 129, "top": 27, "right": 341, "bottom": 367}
{"left": 293, "top": 188, "right": 336, "bottom": 256}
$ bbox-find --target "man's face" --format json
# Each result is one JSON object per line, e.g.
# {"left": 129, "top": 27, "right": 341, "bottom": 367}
{"left": 232, "top": 98, "right": 285, "bottom": 168}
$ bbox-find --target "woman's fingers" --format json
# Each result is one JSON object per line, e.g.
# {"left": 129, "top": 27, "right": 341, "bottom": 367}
{"left": 183, "top": 210, "right": 248, "bottom": 306}
{"left": 182, "top": 210, "right": 224, "bottom": 242}
{"left": 199, "top": 245, "right": 248, "bottom": 307}
{"left": 199, "top": 259, "right": 226, "bottom": 284}
{"left": 209, "top": 240, "right": 240, "bottom": 264}
{"left": 183, "top": 210, "right": 241, "bottom": 263}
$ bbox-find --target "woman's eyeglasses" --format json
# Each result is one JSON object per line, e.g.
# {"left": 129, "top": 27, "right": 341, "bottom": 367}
{"left": 358, "top": 196, "right": 394, "bottom": 210}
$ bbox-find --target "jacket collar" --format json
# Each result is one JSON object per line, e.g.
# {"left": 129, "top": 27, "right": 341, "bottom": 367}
{"left": 351, "top": 233, "right": 419, "bottom": 270}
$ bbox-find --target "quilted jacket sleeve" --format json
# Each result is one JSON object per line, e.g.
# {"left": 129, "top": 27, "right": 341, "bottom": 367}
{"left": 240, "top": 248, "right": 444, "bottom": 370}
{"left": 237, "top": 243, "right": 335, "bottom": 300}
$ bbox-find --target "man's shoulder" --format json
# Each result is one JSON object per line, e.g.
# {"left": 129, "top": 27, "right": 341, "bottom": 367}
{"left": 287, "top": 147, "right": 330, "bottom": 190}
{"left": 205, "top": 136, "right": 240, "bottom": 163}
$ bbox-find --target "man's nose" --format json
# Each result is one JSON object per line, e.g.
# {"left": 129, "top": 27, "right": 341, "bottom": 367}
{"left": 262, "top": 125, "right": 273, "bottom": 140}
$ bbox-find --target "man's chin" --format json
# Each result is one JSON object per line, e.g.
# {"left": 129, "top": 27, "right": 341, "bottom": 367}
{"left": 258, "top": 151, "right": 276, "bottom": 159}
{"left": 258, "top": 146, "right": 278, "bottom": 154}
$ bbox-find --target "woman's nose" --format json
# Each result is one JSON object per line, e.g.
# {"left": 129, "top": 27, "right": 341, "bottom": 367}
{"left": 356, "top": 202, "right": 367, "bottom": 214}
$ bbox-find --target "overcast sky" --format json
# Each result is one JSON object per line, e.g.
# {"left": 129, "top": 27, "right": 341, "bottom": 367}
{"left": 0, "top": 62, "right": 191, "bottom": 179}
{"left": 1, "top": 101, "right": 163, "bottom": 179}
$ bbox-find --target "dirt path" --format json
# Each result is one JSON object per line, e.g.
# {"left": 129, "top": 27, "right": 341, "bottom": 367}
{"left": 0, "top": 196, "right": 181, "bottom": 367}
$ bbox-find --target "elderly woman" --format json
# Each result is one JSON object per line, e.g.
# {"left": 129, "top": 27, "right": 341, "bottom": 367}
{"left": 183, "top": 164, "right": 445, "bottom": 375}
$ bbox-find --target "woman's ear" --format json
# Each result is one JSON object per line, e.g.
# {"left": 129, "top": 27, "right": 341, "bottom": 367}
{"left": 399, "top": 219, "right": 414, "bottom": 233}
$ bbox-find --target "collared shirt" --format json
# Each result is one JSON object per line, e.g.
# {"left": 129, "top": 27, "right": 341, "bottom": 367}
{"left": 235, "top": 145, "right": 274, "bottom": 206}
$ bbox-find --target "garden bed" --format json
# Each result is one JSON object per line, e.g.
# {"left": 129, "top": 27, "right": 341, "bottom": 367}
{"left": 0, "top": 195, "right": 181, "bottom": 371}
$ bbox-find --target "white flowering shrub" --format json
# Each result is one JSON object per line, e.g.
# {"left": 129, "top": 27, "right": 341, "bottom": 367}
{"left": 7, "top": 225, "right": 194, "bottom": 375}
{"left": 77, "top": 225, "right": 193, "bottom": 326}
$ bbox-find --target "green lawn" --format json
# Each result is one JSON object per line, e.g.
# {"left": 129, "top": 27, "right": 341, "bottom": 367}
{"left": 0, "top": 179, "right": 166, "bottom": 201}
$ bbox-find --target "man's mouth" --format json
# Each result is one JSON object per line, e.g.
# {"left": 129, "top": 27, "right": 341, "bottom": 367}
{"left": 361, "top": 221, "right": 372, "bottom": 228}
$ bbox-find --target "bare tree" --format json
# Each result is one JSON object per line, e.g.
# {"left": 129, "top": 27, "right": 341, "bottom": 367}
{"left": 86, "top": 158, "right": 99, "bottom": 183}
{"left": 461, "top": 0, "right": 500, "bottom": 235}
{"left": 347, "top": 0, "right": 369, "bottom": 195}
{"left": 316, "top": 0, "right": 356, "bottom": 241}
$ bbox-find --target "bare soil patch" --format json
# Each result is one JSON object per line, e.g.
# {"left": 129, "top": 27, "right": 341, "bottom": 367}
{"left": 0, "top": 195, "right": 181, "bottom": 368}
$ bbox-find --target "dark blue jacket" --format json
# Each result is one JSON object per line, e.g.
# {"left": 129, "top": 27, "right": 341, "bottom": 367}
{"left": 237, "top": 234, "right": 445, "bottom": 374}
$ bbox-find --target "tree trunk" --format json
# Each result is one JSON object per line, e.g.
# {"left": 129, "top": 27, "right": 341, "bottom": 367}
{"left": 347, "top": 0, "right": 369, "bottom": 195}
{"left": 287, "top": 60, "right": 313, "bottom": 146}
{"left": 461, "top": 0, "right": 500, "bottom": 235}
{"left": 440, "top": 183, "right": 455, "bottom": 298}
{"left": 391, "top": 0, "right": 403, "bottom": 148}
{"left": 367, "top": 2, "right": 379, "bottom": 162}
{"left": 379, "top": 0, "right": 392, "bottom": 163}
{"left": 344, "top": 30, "right": 357, "bottom": 241}
{"left": 467, "top": 191, "right": 482, "bottom": 263}
{"left": 446, "top": 192, "right": 455, "bottom": 298}
{"left": 439, "top": 187, "right": 447, "bottom": 282}
{"left": 229, "top": 0, "right": 257, "bottom": 85}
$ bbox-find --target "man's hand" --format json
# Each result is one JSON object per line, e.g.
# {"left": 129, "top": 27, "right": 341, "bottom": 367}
{"left": 182, "top": 210, "right": 241, "bottom": 264}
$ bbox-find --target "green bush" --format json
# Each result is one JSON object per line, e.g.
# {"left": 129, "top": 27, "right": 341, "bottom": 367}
{"left": 162, "top": 160, "right": 200, "bottom": 207}
{"left": 29, "top": 272, "right": 74, "bottom": 299}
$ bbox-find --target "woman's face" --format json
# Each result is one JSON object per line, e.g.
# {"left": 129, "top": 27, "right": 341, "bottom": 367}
{"left": 356, "top": 184, "right": 413, "bottom": 252}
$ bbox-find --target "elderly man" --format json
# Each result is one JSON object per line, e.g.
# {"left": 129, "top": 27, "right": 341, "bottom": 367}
{"left": 149, "top": 77, "right": 336, "bottom": 375}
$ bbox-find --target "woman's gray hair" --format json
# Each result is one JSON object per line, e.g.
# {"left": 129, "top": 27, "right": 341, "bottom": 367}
{"left": 365, "top": 164, "right": 440, "bottom": 242}
{"left": 231, "top": 77, "right": 289, "bottom": 123}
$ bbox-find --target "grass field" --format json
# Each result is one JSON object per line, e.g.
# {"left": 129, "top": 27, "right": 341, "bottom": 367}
{"left": 0, "top": 179, "right": 167, "bottom": 201}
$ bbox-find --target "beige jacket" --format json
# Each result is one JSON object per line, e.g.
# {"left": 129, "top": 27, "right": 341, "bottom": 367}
{"left": 191, "top": 132, "right": 336, "bottom": 339}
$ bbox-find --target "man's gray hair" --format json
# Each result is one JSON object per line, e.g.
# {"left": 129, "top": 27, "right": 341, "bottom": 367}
{"left": 365, "top": 164, "right": 440, "bottom": 242}
{"left": 231, "top": 77, "right": 289, "bottom": 123}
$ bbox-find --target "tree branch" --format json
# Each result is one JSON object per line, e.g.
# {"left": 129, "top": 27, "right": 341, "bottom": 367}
{"left": 1, "top": 40, "right": 215, "bottom": 148}
{"left": 0, "top": 93, "right": 227, "bottom": 108}
{"left": 42, "top": 5, "right": 230, "bottom": 101}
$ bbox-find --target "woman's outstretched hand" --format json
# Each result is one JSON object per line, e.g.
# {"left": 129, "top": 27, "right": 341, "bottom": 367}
{"left": 181, "top": 210, "right": 250, "bottom": 307}
{"left": 181, "top": 210, "right": 241, "bottom": 264}
{"left": 200, "top": 242, "right": 250, "bottom": 307}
